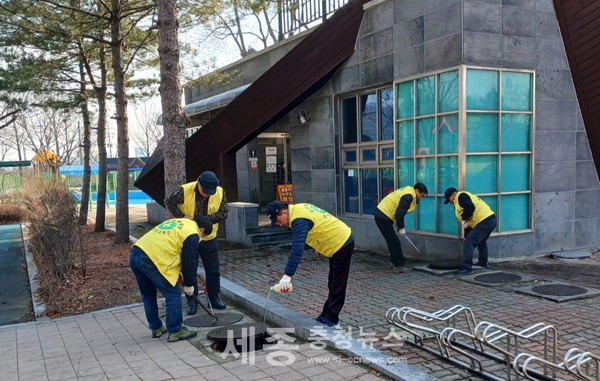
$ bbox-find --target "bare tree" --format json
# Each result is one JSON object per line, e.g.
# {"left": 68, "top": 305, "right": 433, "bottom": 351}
{"left": 130, "top": 98, "right": 163, "bottom": 157}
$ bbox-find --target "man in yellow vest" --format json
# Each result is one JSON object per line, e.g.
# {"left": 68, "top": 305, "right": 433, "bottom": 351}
{"left": 443, "top": 187, "right": 497, "bottom": 275}
{"left": 129, "top": 216, "right": 213, "bottom": 342}
{"left": 267, "top": 201, "right": 354, "bottom": 328}
{"left": 164, "top": 171, "right": 229, "bottom": 313}
{"left": 375, "top": 183, "right": 428, "bottom": 273}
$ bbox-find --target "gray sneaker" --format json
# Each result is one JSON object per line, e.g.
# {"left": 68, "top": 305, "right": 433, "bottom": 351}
{"left": 167, "top": 326, "right": 197, "bottom": 342}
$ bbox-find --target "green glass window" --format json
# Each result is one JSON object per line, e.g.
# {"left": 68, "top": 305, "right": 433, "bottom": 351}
{"left": 438, "top": 70, "right": 459, "bottom": 112}
{"left": 466, "top": 113, "right": 498, "bottom": 152}
{"left": 380, "top": 88, "right": 394, "bottom": 140}
{"left": 501, "top": 154, "right": 530, "bottom": 191}
{"left": 417, "top": 75, "right": 435, "bottom": 116}
{"left": 417, "top": 197, "right": 435, "bottom": 232}
{"left": 397, "top": 159, "right": 414, "bottom": 187}
{"left": 502, "top": 72, "right": 532, "bottom": 111}
{"left": 438, "top": 156, "right": 458, "bottom": 194}
{"left": 391, "top": 66, "right": 532, "bottom": 235}
{"left": 437, "top": 113, "right": 458, "bottom": 154}
{"left": 501, "top": 114, "right": 530, "bottom": 151}
{"left": 417, "top": 117, "right": 435, "bottom": 155}
{"left": 500, "top": 194, "right": 530, "bottom": 230}
{"left": 396, "top": 81, "right": 414, "bottom": 119}
{"left": 467, "top": 70, "right": 498, "bottom": 110}
{"left": 438, "top": 197, "right": 458, "bottom": 235}
{"left": 466, "top": 155, "right": 497, "bottom": 193}
{"left": 396, "top": 121, "right": 414, "bottom": 156}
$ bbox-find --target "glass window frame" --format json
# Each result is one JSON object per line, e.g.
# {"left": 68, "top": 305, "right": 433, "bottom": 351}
{"left": 339, "top": 86, "right": 395, "bottom": 216}
{"left": 392, "top": 65, "right": 534, "bottom": 237}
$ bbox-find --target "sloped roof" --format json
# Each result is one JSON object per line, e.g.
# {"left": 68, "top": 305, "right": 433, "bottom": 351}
{"left": 553, "top": 0, "right": 600, "bottom": 178}
{"left": 135, "top": 0, "right": 370, "bottom": 204}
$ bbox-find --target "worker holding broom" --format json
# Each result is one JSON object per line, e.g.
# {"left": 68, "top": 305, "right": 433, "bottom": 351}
{"left": 267, "top": 201, "right": 354, "bottom": 328}
{"left": 129, "top": 216, "right": 213, "bottom": 342}
{"left": 374, "top": 183, "right": 428, "bottom": 274}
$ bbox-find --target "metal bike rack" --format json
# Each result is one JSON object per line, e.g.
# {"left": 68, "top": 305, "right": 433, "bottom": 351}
{"left": 385, "top": 304, "right": 600, "bottom": 381}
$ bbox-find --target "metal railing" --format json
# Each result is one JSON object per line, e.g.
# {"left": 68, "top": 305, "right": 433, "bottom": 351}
{"left": 277, "top": 0, "right": 350, "bottom": 40}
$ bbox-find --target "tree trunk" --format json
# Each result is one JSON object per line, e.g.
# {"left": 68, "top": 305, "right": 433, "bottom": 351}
{"left": 78, "top": 58, "right": 92, "bottom": 225}
{"left": 111, "top": 0, "right": 130, "bottom": 243}
{"left": 158, "top": 0, "right": 187, "bottom": 215}
{"left": 94, "top": 50, "right": 109, "bottom": 232}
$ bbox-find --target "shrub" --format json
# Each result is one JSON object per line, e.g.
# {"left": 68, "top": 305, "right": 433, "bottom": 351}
{"left": 0, "top": 191, "right": 25, "bottom": 223}
{"left": 19, "top": 174, "right": 78, "bottom": 279}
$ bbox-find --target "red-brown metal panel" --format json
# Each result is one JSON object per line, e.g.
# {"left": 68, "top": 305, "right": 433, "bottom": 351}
{"left": 553, "top": 0, "right": 600, "bottom": 179}
{"left": 136, "top": 0, "right": 370, "bottom": 204}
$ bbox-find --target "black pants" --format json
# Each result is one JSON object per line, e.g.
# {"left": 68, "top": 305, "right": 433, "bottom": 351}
{"left": 187, "top": 237, "right": 220, "bottom": 301}
{"left": 463, "top": 215, "right": 497, "bottom": 270}
{"left": 374, "top": 215, "right": 404, "bottom": 266}
{"left": 320, "top": 241, "right": 354, "bottom": 325}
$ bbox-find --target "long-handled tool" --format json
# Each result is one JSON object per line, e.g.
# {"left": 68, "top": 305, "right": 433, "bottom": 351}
{"left": 177, "top": 275, "right": 218, "bottom": 324}
{"left": 404, "top": 235, "right": 421, "bottom": 254}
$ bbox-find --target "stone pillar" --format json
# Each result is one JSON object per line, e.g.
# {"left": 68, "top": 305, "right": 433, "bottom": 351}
{"left": 225, "top": 202, "right": 259, "bottom": 244}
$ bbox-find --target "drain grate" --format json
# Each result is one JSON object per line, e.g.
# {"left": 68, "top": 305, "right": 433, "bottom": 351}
{"left": 185, "top": 312, "right": 243, "bottom": 327}
{"left": 474, "top": 272, "right": 523, "bottom": 284}
{"left": 532, "top": 284, "right": 587, "bottom": 297}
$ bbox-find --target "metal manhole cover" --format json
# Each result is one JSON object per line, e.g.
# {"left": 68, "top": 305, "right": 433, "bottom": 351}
{"left": 532, "top": 284, "right": 587, "bottom": 296}
{"left": 207, "top": 322, "right": 268, "bottom": 342}
{"left": 428, "top": 260, "right": 462, "bottom": 270}
{"left": 474, "top": 272, "right": 522, "bottom": 283}
{"left": 185, "top": 312, "right": 243, "bottom": 327}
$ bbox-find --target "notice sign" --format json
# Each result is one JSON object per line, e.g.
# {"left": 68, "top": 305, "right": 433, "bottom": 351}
{"left": 266, "top": 164, "right": 277, "bottom": 173}
{"left": 265, "top": 146, "right": 277, "bottom": 155}
{"left": 276, "top": 184, "right": 294, "bottom": 203}
{"left": 266, "top": 156, "right": 277, "bottom": 165}
{"left": 249, "top": 157, "right": 258, "bottom": 170}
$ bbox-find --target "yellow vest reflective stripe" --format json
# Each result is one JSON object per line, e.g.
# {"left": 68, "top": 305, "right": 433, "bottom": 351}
{"left": 288, "top": 204, "right": 351, "bottom": 257}
{"left": 134, "top": 218, "right": 200, "bottom": 286}
{"left": 376, "top": 186, "right": 417, "bottom": 221}
{"left": 181, "top": 181, "right": 223, "bottom": 240}
{"left": 453, "top": 191, "right": 494, "bottom": 228}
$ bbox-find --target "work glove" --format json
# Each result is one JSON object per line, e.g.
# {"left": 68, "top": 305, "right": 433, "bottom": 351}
{"left": 278, "top": 275, "right": 292, "bottom": 292}
{"left": 397, "top": 228, "right": 406, "bottom": 236}
{"left": 183, "top": 286, "right": 194, "bottom": 296}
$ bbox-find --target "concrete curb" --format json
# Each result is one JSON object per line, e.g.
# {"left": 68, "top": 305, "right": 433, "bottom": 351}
{"left": 198, "top": 267, "right": 437, "bottom": 381}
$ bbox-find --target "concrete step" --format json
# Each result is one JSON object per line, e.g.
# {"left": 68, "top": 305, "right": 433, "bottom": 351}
{"left": 247, "top": 230, "right": 292, "bottom": 245}
{"left": 245, "top": 225, "right": 289, "bottom": 234}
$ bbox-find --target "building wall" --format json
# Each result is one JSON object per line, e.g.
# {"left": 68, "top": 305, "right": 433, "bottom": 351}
{"left": 185, "top": 0, "right": 599, "bottom": 260}
{"left": 292, "top": 0, "right": 599, "bottom": 260}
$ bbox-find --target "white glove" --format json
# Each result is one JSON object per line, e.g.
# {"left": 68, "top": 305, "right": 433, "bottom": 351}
{"left": 278, "top": 275, "right": 292, "bottom": 292}
{"left": 397, "top": 228, "right": 406, "bottom": 236}
{"left": 183, "top": 286, "right": 194, "bottom": 296}
{"left": 461, "top": 221, "right": 468, "bottom": 229}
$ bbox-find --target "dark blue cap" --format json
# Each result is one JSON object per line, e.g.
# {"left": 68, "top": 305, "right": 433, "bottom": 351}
{"left": 198, "top": 171, "right": 219, "bottom": 195}
{"left": 266, "top": 201, "right": 286, "bottom": 227}
{"left": 444, "top": 187, "right": 458, "bottom": 204}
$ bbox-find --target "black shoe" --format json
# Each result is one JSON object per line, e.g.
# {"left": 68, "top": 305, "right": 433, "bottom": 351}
{"left": 455, "top": 268, "right": 473, "bottom": 275}
{"left": 187, "top": 298, "right": 198, "bottom": 315}
{"left": 475, "top": 262, "right": 489, "bottom": 269}
{"left": 208, "top": 295, "right": 226, "bottom": 310}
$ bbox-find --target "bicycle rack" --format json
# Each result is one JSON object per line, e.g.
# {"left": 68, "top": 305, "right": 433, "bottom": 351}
{"left": 385, "top": 304, "right": 600, "bottom": 381}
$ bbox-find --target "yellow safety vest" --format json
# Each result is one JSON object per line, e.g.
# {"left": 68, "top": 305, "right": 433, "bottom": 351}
{"left": 288, "top": 203, "right": 352, "bottom": 257}
{"left": 181, "top": 181, "right": 223, "bottom": 240}
{"left": 453, "top": 191, "right": 495, "bottom": 228}
{"left": 376, "top": 186, "right": 417, "bottom": 221}
{"left": 134, "top": 218, "right": 200, "bottom": 286}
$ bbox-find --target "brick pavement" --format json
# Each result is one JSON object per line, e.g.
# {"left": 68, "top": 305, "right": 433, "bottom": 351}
{"left": 217, "top": 243, "right": 600, "bottom": 380}
{"left": 0, "top": 302, "right": 393, "bottom": 381}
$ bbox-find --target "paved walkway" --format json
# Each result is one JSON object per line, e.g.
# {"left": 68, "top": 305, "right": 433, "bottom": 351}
{"left": 3, "top": 205, "right": 599, "bottom": 380}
